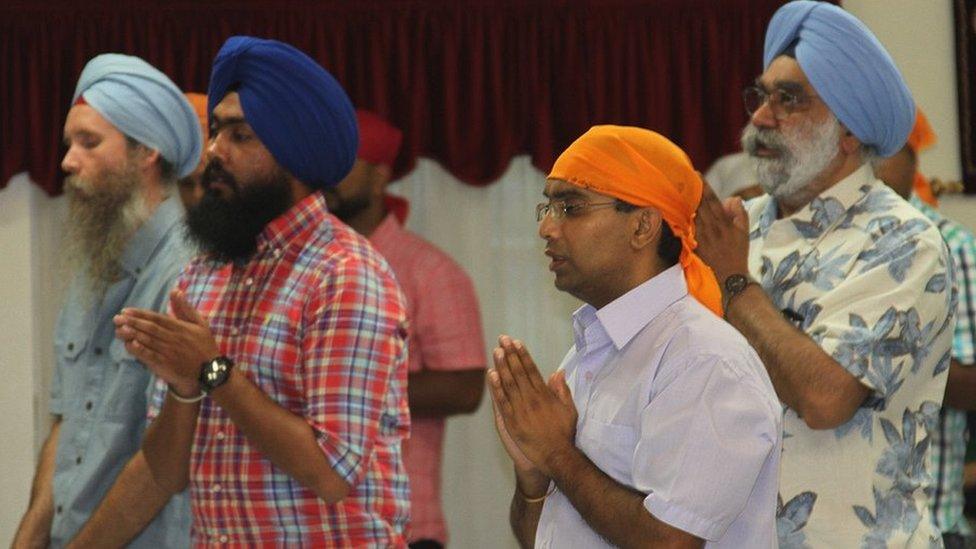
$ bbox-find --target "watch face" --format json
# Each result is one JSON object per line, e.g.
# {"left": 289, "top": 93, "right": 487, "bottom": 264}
{"left": 725, "top": 274, "right": 748, "bottom": 293}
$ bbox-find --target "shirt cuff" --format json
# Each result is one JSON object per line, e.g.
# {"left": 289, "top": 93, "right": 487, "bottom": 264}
{"left": 643, "top": 491, "right": 727, "bottom": 542}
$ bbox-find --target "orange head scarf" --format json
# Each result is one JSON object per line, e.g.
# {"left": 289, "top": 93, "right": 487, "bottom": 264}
{"left": 184, "top": 92, "right": 209, "bottom": 142}
{"left": 906, "top": 109, "right": 938, "bottom": 206}
{"left": 548, "top": 126, "right": 722, "bottom": 316}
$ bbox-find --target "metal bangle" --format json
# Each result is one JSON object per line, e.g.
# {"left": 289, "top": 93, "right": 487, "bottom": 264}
{"left": 168, "top": 384, "right": 206, "bottom": 404}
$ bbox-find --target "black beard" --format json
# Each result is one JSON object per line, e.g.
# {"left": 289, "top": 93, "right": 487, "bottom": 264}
{"left": 185, "top": 161, "right": 293, "bottom": 263}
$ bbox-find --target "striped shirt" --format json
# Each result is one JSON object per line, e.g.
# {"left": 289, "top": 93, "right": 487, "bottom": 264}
{"left": 911, "top": 195, "right": 976, "bottom": 537}
{"left": 157, "top": 192, "right": 411, "bottom": 546}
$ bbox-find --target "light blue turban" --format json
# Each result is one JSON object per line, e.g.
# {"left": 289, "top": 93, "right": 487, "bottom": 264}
{"left": 72, "top": 54, "right": 202, "bottom": 178}
{"left": 764, "top": 1, "right": 914, "bottom": 157}
{"left": 208, "top": 36, "right": 358, "bottom": 190}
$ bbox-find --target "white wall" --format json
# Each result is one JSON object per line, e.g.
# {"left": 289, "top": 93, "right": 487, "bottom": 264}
{"left": 845, "top": 0, "right": 976, "bottom": 232}
{"left": 0, "top": 174, "right": 66, "bottom": 541}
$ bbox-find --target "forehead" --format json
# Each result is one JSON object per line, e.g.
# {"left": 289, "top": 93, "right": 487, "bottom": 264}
{"left": 211, "top": 91, "right": 245, "bottom": 121}
{"left": 543, "top": 178, "right": 611, "bottom": 200}
{"left": 758, "top": 55, "right": 815, "bottom": 93}
{"left": 63, "top": 103, "right": 122, "bottom": 137}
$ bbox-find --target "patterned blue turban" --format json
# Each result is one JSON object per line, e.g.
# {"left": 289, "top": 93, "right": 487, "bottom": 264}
{"left": 72, "top": 54, "right": 202, "bottom": 178}
{"left": 764, "top": 1, "right": 914, "bottom": 157}
{"left": 208, "top": 36, "right": 358, "bottom": 189}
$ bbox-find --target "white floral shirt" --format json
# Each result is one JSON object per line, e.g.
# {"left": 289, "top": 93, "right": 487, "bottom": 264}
{"left": 746, "top": 164, "right": 955, "bottom": 548}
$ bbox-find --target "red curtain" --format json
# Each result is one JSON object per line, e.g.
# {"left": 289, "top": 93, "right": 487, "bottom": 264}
{"left": 1, "top": 0, "right": 790, "bottom": 195}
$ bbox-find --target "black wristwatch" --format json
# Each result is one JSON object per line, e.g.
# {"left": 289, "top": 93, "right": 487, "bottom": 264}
{"left": 198, "top": 355, "right": 234, "bottom": 394}
{"left": 722, "top": 273, "right": 756, "bottom": 317}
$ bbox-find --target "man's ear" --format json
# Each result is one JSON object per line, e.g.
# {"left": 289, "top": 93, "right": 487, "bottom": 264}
{"left": 371, "top": 163, "right": 393, "bottom": 196}
{"left": 633, "top": 208, "right": 661, "bottom": 250}
{"left": 840, "top": 127, "right": 862, "bottom": 156}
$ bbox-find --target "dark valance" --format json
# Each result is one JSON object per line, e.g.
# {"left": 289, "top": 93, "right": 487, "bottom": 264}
{"left": 1, "top": 0, "right": 792, "bottom": 195}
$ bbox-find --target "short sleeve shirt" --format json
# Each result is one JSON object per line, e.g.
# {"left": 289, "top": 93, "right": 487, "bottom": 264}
{"left": 745, "top": 165, "right": 955, "bottom": 547}
{"left": 534, "top": 265, "right": 783, "bottom": 548}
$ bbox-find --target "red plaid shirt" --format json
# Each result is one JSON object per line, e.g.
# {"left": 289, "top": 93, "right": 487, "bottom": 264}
{"left": 159, "top": 192, "right": 411, "bottom": 547}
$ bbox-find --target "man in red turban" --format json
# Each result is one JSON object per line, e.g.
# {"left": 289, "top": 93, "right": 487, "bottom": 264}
{"left": 329, "top": 110, "right": 487, "bottom": 549}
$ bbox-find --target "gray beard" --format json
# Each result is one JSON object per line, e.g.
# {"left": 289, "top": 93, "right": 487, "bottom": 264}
{"left": 63, "top": 166, "right": 151, "bottom": 301}
{"left": 742, "top": 115, "right": 843, "bottom": 203}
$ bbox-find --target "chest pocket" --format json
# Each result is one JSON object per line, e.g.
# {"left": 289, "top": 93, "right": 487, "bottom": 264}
{"left": 576, "top": 419, "right": 638, "bottom": 485}
{"left": 54, "top": 316, "right": 90, "bottom": 412}
{"left": 105, "top": 339, "right": 152, "bottom": 423}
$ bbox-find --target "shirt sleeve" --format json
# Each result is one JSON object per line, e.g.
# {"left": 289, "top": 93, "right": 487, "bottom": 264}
{"left": 412, "top": 257, "right": 486, "bottom": 371}
{"left": 302, "top": 256, "right": 408, "bottom": 487}
{"left": 635, "top": 354, "right": 780, "bottom": 541}
{"left": 809, "top": 224, "right": 954, "bottom": 400}
{"left": 949, "top": 233, "right": 976, "bottom": 365}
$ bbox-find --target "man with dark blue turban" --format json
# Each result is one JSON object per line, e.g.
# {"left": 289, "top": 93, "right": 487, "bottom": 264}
{"left": 694, "top": 1, "right": 954, "bottom": 546}
{"left": 114, "top": 36, "right": 412, "bottom": 546}
{"left": 13, "top": 53, "right": 196, "bottom": 548}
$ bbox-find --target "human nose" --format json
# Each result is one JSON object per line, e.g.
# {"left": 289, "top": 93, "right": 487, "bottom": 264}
{"left": 61, "top": 144, "right": 80, "bottom": 174}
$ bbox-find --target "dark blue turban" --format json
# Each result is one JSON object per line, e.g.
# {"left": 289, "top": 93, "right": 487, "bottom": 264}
{"left": 764, "top": 1, "right": 914, "bottom": 157}
{"left": 208, "top": 36, "right": 358, "bottom": 189}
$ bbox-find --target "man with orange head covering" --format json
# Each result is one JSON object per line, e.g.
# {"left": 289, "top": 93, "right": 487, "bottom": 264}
{"left": 330, "top": 110, "right": 486, "bottom": 549}
{"left": 488, "top": 126, "right": 782, "bottom": 548}
{"left": 177, "top": 92, "right": 209, "bottom": 209}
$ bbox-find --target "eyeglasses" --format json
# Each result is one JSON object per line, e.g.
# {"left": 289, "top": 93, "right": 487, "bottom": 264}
{"left": 535, "top": 200, "right": 618, "bottom": 222}
{"left": 742, "top": 85, "right": 817, "bottom": 120}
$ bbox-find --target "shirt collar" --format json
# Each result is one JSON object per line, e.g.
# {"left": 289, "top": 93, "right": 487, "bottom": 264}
{"left": 119, "top": 194, "right": 183, "bottom": 276}
{"left": 257, "top": 191, "right": 330, "bottom": 251}
{"left": 571, "top": 264, "right": 687, "bottom": 352}
{"left": 758, "top": 163, "right": 876, "bottom": 242}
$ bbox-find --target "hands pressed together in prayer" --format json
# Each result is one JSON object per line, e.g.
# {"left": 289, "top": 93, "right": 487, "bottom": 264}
{"left": 694, "top": 182, "right": 751, "bottom": 284}
{"left": 488, "top": 335, "right": 577, "bottom": 495}
{"left": 113, "top": 289, "right": 218, "bottom": 398}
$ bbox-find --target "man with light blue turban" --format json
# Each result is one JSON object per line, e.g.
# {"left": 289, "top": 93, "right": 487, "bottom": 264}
{"left": 12, "top": 53, "right": 195, "bottom": 548}
{"left": 693, "top": 1, "right": 954, "bottom": 547}
{"left": 112, "top": 36, "right": 412, "bottom": 546}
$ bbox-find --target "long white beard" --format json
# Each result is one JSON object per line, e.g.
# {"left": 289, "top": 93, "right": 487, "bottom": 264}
{"left": 742, "top": 115, "right": 843, "bottom": 201}
{"left": 64, "top": 164, "right": 151, "bottom": 300}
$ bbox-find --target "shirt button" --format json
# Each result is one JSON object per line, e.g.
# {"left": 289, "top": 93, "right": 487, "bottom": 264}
{"left": 75, "top": 456, "right": 82, "bottom": 465}
{"left": 212, "top": 484, "right": 222, "bottom": 493}
{"left": 230, "top": 326, "right": 239, "bottom": 336}
{"left": 67, "top": 343, "right": 74, "bottom": 351}
{"left": 272, "top": 248, "right": 282, "bottom": 258}
{"left": 56, "top": 505, "right": 63, "bottom": 514}
{"left": 216, "top": 431, "right": 226, "bottom": 441}
{"left": 135, "top": 267, "right": 142, "bottom": 275}
{"left": 219, "top": 535, "right": 228, "bottom": 543}
{"left": 93, "top": 347, "right": 103, "bottom": 356}
{"left": 585, "top": 372, "right": 594, "bottom": 381}
{"left": 85, "top": 401, "right": 93, "bottom": 411}
{"left": 244, "top": 277, "right": 253, "bottom": 286}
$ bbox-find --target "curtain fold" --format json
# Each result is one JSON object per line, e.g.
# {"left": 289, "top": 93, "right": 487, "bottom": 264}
{"left": 2, "top": 0, "right": 792, "bottom": 196}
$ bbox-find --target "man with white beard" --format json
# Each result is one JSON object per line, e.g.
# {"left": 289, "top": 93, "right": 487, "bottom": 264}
{"left": 12, "top": 54, "right": 199, "bottom": 548}
{"left": 695, "top": 2, "right": 955, "bottom": 547}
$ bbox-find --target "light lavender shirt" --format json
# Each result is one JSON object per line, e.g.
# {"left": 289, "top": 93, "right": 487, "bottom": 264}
{"left": 534, "top": 265, "right": 782, "bottom": 548}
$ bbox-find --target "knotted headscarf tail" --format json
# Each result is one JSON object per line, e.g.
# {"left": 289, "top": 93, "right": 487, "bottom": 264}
{"left": 548, "top": 126, "right": 723, "bottom": 316}
{"left": 208, "top": 36, "right": 358, "bottom": 190}
{"left": 73, "top": 53, "right": 202, "bottom": 179}
{"left": 907, "top": 110, "right": 938, "bottom": 206}
{"left": 764, "top": 0, "right": 914, "bottom": 158}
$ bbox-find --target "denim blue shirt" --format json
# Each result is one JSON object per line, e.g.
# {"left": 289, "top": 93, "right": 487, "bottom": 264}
{"left": 49, "top": 195, "right": 192, "bottom": 548}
